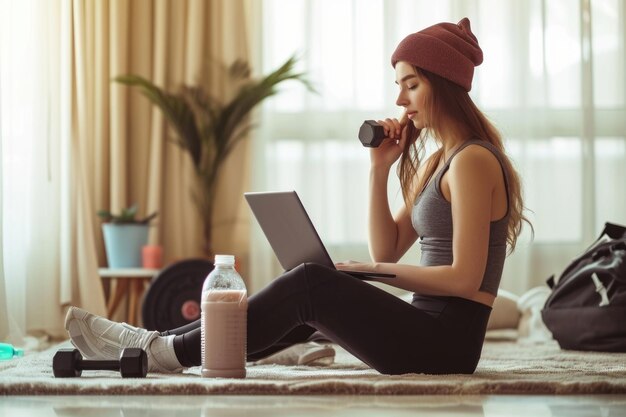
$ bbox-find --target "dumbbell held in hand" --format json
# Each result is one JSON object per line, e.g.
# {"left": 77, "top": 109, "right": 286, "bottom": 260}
{"left": 358, "top": 120, "right": 386, "bottom": 147}
{"left": 359, "top": 113, "right": 410, "bottom": 148}
{"left": 53, "top": 348, "right": 148, "bottom": 378}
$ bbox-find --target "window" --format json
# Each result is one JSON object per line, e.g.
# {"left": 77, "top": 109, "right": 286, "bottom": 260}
{"left": 253, "top": 0, "right": 626, "bottom": 292}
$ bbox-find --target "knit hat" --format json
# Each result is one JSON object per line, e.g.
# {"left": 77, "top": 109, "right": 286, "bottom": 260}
{"left": 391, "top": 18, "right": 483, "bottom": 91}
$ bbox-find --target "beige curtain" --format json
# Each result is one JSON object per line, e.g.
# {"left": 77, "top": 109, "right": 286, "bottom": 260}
{"left": 1, "top": 0, "right": 252, "bottom": 342}
{"left": 73, "top": 0, "right": 252, "bottom": 291}
{"left": 64, "top": 0, "right": 248, "bottom": 320}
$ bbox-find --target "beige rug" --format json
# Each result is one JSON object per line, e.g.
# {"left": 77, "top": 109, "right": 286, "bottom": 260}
{"left": 1, "top": 338, "right": 625, "bottom": 395}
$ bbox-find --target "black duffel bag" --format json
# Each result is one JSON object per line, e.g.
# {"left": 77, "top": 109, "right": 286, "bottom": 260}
{"left": 542, "top": 222, "right": 626, "bottom": 352}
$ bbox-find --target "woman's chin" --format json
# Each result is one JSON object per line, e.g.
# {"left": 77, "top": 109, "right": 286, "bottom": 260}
{"left": 411, "top": 119, "right": 424, "bottom": 129}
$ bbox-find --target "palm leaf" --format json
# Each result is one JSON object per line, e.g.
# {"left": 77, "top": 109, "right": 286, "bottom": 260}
{"left": 114, "top": 56, "right": 313, "bottom": 255}
{"left": 215, "top": 55, "right": 314, "bottom": 156}
{"left": 114, "top": 75, "right": 203, "bottom": 169}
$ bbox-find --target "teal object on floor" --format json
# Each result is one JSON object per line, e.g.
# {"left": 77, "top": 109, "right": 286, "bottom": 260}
{"left": 0, "top": 343, "right": 24, "bottom": 360}
{"left": 102, "top": 224, "right": 149, "bottom": 268}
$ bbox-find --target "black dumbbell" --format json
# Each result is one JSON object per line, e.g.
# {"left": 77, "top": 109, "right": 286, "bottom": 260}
{"left": 358, "top": 120, "right": 386, "bottom": 147}
{"left": 53, "top": 348, "right": 148, "bottom": 378}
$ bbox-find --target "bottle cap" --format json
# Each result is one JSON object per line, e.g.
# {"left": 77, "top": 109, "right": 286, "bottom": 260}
{"left": 214, "top": 254, "right": 235, "bottom": 265}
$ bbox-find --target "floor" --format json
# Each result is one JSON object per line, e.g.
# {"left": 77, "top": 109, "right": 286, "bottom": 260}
{"left": 1, "top": 395, "right": 625, "bottom": 417}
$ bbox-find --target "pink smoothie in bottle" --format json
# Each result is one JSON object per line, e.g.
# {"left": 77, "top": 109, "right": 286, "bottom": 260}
{"left": 201, "top": 289, "right": 247, "bottom": 378}
{"left": 201, "top": 255, "right": 247, "bottom": 378}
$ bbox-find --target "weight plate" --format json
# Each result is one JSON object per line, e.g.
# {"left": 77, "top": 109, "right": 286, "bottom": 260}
{"left": 142, "top": 258, "right": 214, "bottom": 331}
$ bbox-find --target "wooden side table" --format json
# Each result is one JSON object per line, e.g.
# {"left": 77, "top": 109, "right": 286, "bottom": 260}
{"left": 99, "top": 268, "right": 160, "bottom": 326}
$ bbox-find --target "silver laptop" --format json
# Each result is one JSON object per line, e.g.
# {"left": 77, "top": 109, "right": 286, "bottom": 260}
{"left": 244, "top": 191, "right": 395, "bottom": 280}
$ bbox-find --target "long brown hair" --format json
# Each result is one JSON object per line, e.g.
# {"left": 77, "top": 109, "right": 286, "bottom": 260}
{"left": 398, "top": 68, "right": 532, "bottom": 253}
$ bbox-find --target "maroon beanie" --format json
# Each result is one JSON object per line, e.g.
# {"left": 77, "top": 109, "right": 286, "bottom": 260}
{"left": 391, "top": 18, "right": 483, "bottom": 91}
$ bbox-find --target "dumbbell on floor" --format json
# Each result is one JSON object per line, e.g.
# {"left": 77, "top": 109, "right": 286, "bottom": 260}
{"left": 53, "top": 348, "right": 148, "bottom": 378}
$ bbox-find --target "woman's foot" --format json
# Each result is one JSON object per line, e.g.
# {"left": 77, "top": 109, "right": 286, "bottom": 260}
{"left": 64, "top": 306, "right": 184, "bottom": 373}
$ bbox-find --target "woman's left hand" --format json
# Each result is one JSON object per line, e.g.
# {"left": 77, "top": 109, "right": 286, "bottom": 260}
{"left": 335, "top": 261, "right": 375, "bottom": 273}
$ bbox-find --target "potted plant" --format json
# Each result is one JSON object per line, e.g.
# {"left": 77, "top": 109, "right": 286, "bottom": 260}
{"left": 114, "top": 56, "right": 312, "bottom": 256}
{"left": 98, "top": 205, "right": 158, "bottom": 268}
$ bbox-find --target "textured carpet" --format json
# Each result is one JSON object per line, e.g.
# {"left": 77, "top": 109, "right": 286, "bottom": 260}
{"left": 1, "top": 338, "right": 625, "bottom": 395}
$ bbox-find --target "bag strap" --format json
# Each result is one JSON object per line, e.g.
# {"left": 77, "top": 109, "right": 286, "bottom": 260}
{"left": 603, "top": 222, "right": 626, "bottom": 239}
{"left": 547, "top": 222, "right": 626, "bottom": 289}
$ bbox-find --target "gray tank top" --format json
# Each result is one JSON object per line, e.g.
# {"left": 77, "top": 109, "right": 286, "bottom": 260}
{"left": 411, "top": 139, "right": 510, "bottom": 296}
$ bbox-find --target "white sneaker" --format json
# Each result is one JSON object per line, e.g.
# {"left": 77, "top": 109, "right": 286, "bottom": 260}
{"left": 64, "top": 306, "right": 183, "bottom": 373}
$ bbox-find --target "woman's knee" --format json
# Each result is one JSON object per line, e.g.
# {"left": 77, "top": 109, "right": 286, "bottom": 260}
{"left": 282, "top": 262, "right": 335, "bottom": 283}
{"left": 303, "top": 262, "right": 335, "bottom": 275}
{"left": 302, "top": 262, "right": 343, "bottom": 287}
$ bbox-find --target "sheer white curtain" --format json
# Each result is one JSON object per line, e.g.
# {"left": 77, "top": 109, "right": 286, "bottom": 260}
{"left": 1, "top": 0, "right": 63, "bottom": 343}
{"left": 250, "top": 0, "right": 626, "bottom": 296}
{"left": 0, "top": 58, "right": 7, "bottom": 341}
{"left": 1, "top": 0, "right": 44, "bottom": 343}
{"left": 0, "top": 0, "right": 105, "bottom": 345}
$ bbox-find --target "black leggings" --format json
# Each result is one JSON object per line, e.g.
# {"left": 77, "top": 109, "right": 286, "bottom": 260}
{"left": 162, "top": 263, "right": 492, "bottom": 375}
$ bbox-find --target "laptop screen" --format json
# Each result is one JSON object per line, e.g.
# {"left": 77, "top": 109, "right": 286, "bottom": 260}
{"left": 244, "top": 191, "right": 335, "bottom": 271}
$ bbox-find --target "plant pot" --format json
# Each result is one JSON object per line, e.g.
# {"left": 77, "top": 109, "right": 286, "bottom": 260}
{"left": 102, "top": 224, "right": 149, "bottom": 268}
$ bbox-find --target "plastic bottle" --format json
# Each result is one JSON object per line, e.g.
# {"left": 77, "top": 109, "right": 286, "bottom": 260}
{"left": 201, "top": 254, "right": 247, "bottom": 378}
{"left": 0, "top": 343, "right": 24, "bottom": 360}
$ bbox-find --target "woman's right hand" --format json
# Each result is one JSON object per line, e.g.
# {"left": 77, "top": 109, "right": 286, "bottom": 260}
{"left": 369, "top": 113, "right": 409, "bottom": 169}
